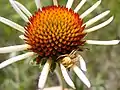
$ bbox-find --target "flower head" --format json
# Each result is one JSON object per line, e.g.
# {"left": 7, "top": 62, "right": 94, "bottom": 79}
{"left": 0, "top": 0, "right": 119, "bottom": 89}
{"left": 25, "top": 6, "right": 86, "bottom": 58}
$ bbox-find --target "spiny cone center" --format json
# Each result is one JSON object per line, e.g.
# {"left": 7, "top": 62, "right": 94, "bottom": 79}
{"left": 24, "top": 6, "right": 86, "bottom": 58}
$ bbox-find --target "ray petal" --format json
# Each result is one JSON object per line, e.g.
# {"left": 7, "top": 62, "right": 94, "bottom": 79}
{"left": 54, "top": 69, "right": 63, "bottom": 88}
{"left": 0, "top": 16, "right": 25, "bottom": 33}
{"left": 38, "top": 60, "right": 51, "bottom": 89}
{"left": 19, "top": 35, "right": 26, "bottom": 40}
{"left": 66, "top": 0, "right": 74, "bottom": 9}
{"left": 84, "top": 10, "right": 110, "bottom": 28}
{"left": 14, "top": 1, "right": 32, "bottom": 17}
{"left": 35, "top": 0, "right": 42, "bottom": 10}
{"left": 86, "top": 40, "right": 120, "bottom": 45}
{"left": 77, "top": 55, "right": 87, "bottom": 72}
{"left": 9, "top": 0, "right": 29, "bottom": 22}
{"left": 53, "top": 0, "right": 58, "bottom": 6}
{"left": 0, "top": 52, "right": 34, "bottom": 69}
{"left": 60, "top": 64, "right": 75, "bottom": 89}
{"left": 84, "top": 16, "right": 114, "bottom": 33}
{"left": 43, "top": 86, "right": 62, "bottom": 90}
{"left": 80, "top": 0, "right": 101, "bottom": 19}
{"left": 0, "top": 44, "right": 30, "bottom": 53}
{"left": 74, "top": 0, "right": 87, "bottom": 13}
{"left": 73, "top": 65, "right": 91, "bottom": 88}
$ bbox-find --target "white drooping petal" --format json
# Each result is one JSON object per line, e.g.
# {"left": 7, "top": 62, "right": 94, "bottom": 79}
{"left": 77, "top": 55, "right": 87, "bottom": 72}
{"left": 9, "top": 0, "right": 29, "bottom": 22}
{"left": 54, "top": 69, "right": 63, "bottom": 88}
{"left": 86, "top": 40, "right": 120, "bottom": 45}
{"left": 0, "top": 52, "right": 34, "bottom": 69}
{"left": 43, "top": 86, "right": 62, "bottom": 90}
{"left": 80, "top": 0, "right": 101, "bottom": 19}
{"left": 35, "top": 0, "right": 42, "bottom": 10}
{"left": 19, "top": 35, "right": 26, "bottom": 40}
{"left": 60, "top": 64, "right": 75, "bottom": 89}
{"left": 84, "top": 10, "right": 110, "bottom": 28}
{"left": 84, "top": 16, "right": 114, "bottom": 33}
{"left": 0, "top": 44, "right": 30, "bottom": 53}
{"left": 14, "top": 1, "right": 32, "bottom": 17}
{"left": 74, "top": 0, "right": 86, "bottom": 13}
{"left": 66, "top": 0, "right": 74, "bottom": 9}
{"left": 38, "top": 60, "right": 51, "bottom": 89}
{"left": 9, "top": 52, "right": 17, "bottom": 58}
{"left": 0, "top": 16, "right": 25, "bottom": 33}
{"left": 73, "top": 65, "right": 91, "bottom": 88}
{"left": 53, "top": 0, "right": 58, "bottom": 6}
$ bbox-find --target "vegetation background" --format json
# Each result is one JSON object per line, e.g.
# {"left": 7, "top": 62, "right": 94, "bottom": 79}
{"left": 0, "top": 0, "right": 120, "bottom": 90}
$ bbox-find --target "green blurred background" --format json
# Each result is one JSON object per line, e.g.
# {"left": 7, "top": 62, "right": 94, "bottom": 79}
{"left": 0, "top": 0, "right": 120, "bottom": 90}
